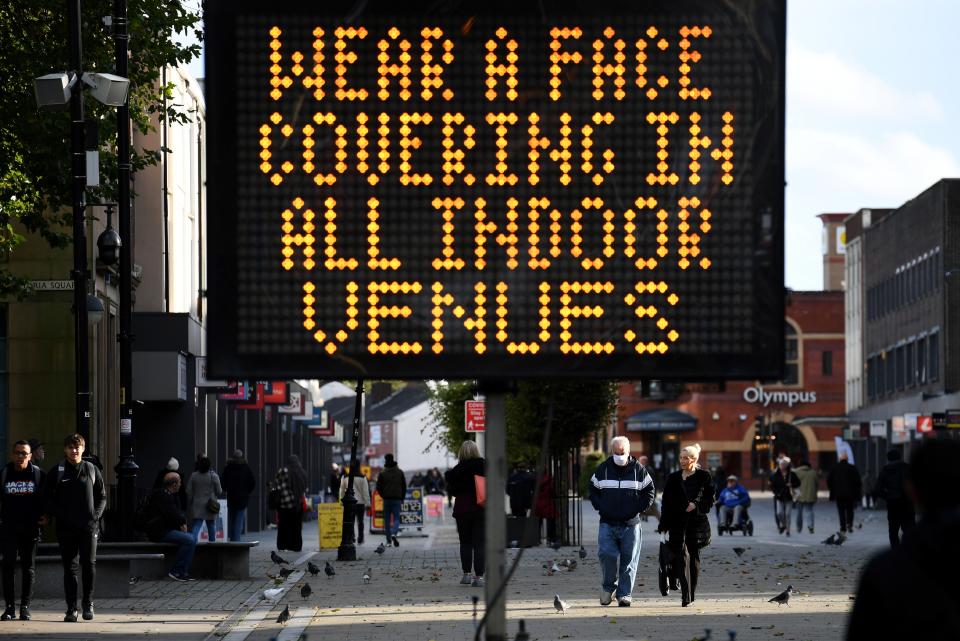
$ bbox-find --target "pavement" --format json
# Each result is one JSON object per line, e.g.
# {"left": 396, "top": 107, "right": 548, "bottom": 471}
{"left": 2, "top": 494, "right": 889, "bottom": 641}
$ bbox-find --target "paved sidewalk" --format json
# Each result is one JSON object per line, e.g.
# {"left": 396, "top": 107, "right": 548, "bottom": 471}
{"left": 3, "top": 497, "right": 888, "bottom": 640}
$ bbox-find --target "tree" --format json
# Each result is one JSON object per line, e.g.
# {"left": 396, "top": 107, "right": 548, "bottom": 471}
{"left": 0, "top": 0, "right": 201, "bottom": 296}
{"left": 427, "top": 380, "right": 618, "bottom": 466}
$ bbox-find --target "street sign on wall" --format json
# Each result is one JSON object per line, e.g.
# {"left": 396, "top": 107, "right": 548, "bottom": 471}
{"left": 206, "top": 0, "right": 786, "bottom": 380}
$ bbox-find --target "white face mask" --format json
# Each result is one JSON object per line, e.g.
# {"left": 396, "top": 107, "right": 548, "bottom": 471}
{"left": 613, "top": 453, "right": 629, "bottom": 466}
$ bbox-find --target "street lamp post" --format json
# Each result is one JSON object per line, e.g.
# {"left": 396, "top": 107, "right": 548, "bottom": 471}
{"left": 337, "top": 379, "right": 364, "bottom": 562}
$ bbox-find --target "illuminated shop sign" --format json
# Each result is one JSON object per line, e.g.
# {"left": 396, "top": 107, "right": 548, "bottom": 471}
{"left": 206, "top": 0, "right": 785, "bottom": 379}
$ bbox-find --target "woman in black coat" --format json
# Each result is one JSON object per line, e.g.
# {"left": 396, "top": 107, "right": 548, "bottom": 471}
{"left": 658, "top": 443, "right": 714, "bottom": 607}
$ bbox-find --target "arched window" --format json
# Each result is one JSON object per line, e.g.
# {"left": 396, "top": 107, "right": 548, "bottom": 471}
{"left": 783, "top": 322, "right": 799, "bottom": 385}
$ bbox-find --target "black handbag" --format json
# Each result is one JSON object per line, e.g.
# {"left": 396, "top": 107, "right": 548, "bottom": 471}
{"left": 206, "top": 497, "right": 221, "bottom": 513}
{"left": 267, "top": 488, "right": 281, "bottom": 510}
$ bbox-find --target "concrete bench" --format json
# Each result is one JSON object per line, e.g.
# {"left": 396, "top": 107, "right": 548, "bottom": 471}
{"left": 8, "top": 554, "right": 166, "bottom": 598}
{"left": 39, "top": 540, "right": 259, "bottom": 580}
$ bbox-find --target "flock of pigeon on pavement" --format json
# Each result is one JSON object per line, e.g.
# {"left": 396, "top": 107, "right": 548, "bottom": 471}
{"left": 258, "top": 527, "right": 852, "bottom": 637}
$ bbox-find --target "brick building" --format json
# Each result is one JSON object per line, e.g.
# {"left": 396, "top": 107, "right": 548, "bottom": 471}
{"left": 617, "top": 289, "right": 846, "bottom": 490}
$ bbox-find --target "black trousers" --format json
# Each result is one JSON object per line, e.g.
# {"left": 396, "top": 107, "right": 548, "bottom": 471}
{"left": 1, "top": 530, "right": 38, "bottom": 607}
{"left": 455, "top": 513, "right": 485, "bottom": 576}
{"left": 276, "top": 508, "right": 303, "bottom": 552}
{"left": 886, "top": 499, "right": 916, "bottom": 547}
{"left": 836, "top": 499, "right": 856, "bottom": 532}
{"left": 57, "top": 527, "right": 98, "bottom": 609}
{"left": 669, "top": 537, "right": 701, "bottom": 603}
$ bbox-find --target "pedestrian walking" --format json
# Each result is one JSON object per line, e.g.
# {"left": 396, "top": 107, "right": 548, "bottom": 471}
{"left": 770, "top": 457, "right": 800, "bottom": 536}
{"left": 26, "top": 439, "right": 45, "bottom": 468}
{"left": 186, "top": 456, "right": 222, "bottom": 543}
{"left": 273, "top": 455, "right": 308, "bottom": 552}
{"left": 535, "top": 469, "right": 558, "bottom": 545}
{"left": 44, "top": 433, "right": 106, "bottom": 622}
{"left": 588, "top": 436, "right": 655, "bottom": 607}
{"left": 657, "top": 443, "right": 713, "bottom": 607}
{"left": 445, "top": 440, "right": 485, "bottom": 587}
{"left": 827, "top": 453, "right": 861, "bottom": 533}
{"left": 221, "top": 450, "right": 256, "bottom": 542}
{"left": 144, "top": 473, "right": 197, "bottom": 581}
{"left": 339, "top": 468, "right": 371, "bottom": 544}
{"left": 506, "top": 464, "right": 535, "bottom": 517}
{"left": 846, "top": 439, "right": 960, "bottom": 640}
{"left": 1, "top": 440, "right": 46, "bottom": 621}
{"left": 876, "top": 449, "right": 915, "bottom": 547}
{"left": 793, "top": 459, "right": 818, "bottom": 534}
{"left": 377, "top": 454, "right": 406, "bottom": 547}
{"left": 327, "top": 463, "right": 341, "bottom": 503}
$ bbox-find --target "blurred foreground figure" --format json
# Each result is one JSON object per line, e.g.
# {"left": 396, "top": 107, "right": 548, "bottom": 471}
{"left": 847, "top": 438, "right": 960, "bottom": 639}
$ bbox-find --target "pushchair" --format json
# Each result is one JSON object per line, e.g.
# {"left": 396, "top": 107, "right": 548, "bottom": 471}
{"left": 716, "top": 498, "right": 754, "bottom": 536}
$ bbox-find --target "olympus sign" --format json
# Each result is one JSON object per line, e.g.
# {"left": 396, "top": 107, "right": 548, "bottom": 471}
{"left": 743, "top": 386, "right": 817, "bottom": 408}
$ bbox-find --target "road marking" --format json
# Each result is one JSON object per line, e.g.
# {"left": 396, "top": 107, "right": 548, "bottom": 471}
{"left": 293, "top": 551, "right": 316, "bottom": 566}
{"left": 219, "top": 570, "right": 304, "bottom": 641}
{"left": 276, "top": 606, "right": 317, "bottom": 641}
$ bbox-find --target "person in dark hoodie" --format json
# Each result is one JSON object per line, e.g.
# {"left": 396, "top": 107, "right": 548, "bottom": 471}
{"left": 847, "top": 438, "right": 960, "bottom": 639}
{"left": 444, "top": 440, "right": 486, "bottom": 588}
{"left": 589, "top": 436, "right": 656, "bottom": 608}
{"left": 377, "top": 454, "right": 406, "bottom": 547}
{"left": 876, "top": 448, "right": 915, "bottom": 547}
{"left": 1, "top": 440, "right": 47, "bottom": 621}
{"left": 221, "top": 450, "right": 256, "bottom": 542}
{"left": 828, "top": 453, "right": 862, "bottom": 533}
{"left": 44, "top": 433, "right": 106, "bottom": 623}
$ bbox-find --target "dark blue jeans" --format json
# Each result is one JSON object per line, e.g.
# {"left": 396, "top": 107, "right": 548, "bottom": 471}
{"left": 228, "top": 508, "right": 246, "bottom": 542}
{"left": 383, "top": 499, "right": 403, "bottom": 538}
{"left": 161, "top": 530, "right": 197, "bottom": 577}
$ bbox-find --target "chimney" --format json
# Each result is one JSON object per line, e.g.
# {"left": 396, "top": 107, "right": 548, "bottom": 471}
{"left": 817, "top": 213, "right": 850, "bottom": 291}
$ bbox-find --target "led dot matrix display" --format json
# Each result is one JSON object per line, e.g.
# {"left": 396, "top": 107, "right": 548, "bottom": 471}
{"left": 206, "top": 0, "right": 786, "bottom": 380}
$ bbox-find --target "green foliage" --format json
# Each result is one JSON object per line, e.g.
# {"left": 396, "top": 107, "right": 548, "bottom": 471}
{"left": 427, "top": 380, "right": 618, "bottom": 466}
{"left": 579, "top": 450, "right": 606, "bottom": 497}
{"left": 0, "top": 0, "right": 201, "bottom": 296}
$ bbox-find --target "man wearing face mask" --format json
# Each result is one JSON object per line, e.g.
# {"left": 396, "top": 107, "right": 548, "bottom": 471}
{"left": 589, "top": 436, "right": 655, "bottom": 607}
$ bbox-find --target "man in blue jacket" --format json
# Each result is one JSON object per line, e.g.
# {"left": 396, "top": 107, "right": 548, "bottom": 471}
{"left": 717, "top": 475, "right": 750, "bottom": 527}
{"left": 589, "top": 436, "right": 655, "bottom": 607}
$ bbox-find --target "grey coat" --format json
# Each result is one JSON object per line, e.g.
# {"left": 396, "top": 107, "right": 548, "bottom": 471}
{"left": 186, "top": 470, "right": 223, "bottom": 521}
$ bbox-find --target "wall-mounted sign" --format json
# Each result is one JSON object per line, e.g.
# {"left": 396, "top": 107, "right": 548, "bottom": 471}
{"left": 217, "top": 381, "right": 252, "bottom": 401}
{"left": 262, "top": 381, "right": 289, "bottom": 404}
{"left": 278, "top": 390, "right": 305, "bottom": 414}
{"left": 946, "top": 410, "right": 960, "bottom": 429}
{"left": 933, "top": 412, "right": 947, "bottom": 430}
{"left": 196, "top": 357, "right": 229, "bottom": 388}
{"left": 30, "top": 279, "right": 74, "bottom": 291}
{"left": 742, "top": 385, "right": 816, "bottom": 408}
{"left": 917, "top": 415, "right": 933, "bottom": 434}
{"left": 869, "top": 420, "right": 887, "bottom": 438}
{"left": 205, "top": 0, "right": 787, "bottom": 380}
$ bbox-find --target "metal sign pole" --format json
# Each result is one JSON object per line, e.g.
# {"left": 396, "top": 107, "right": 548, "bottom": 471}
{"left": 481, "top": 382, "right": 507, "bottom": 641}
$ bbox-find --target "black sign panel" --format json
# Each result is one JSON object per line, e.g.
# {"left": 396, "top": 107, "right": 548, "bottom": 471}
{"left": 205, "top": 0, "right": 786, "bottom": 379}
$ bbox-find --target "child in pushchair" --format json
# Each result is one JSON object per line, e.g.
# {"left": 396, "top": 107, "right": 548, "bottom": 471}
{"left": 716, "top": 475, "right": 754, "bottom": 536}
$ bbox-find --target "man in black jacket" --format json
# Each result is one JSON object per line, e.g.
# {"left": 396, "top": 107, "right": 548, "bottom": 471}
{"left": 589, "top": 436, "right": 655, "bottom": 608}
{"left": 847, "top": 439, "right": 960, "bottom": 640}
{"left": 1, "top": 440, "right": 47, "bottom": 621}
{"left": 147, "top": 473, "right": 197, "bottom": 581}
{"left": 876, "top": 449, "right": 914, "bottom": 547}
{"left": 221, "top": 450, "right": 256, "bottom": 542}
{"left": 377, "top": 454, "right": 406, "bottom": 547}
{"left": 44, "top": 433, "right": 106, "bottom": 623}
{"left": 827, "top": 453, "right": 862, "bottom": 533}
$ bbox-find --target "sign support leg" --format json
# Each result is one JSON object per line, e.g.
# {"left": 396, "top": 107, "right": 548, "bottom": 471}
{"left": 481, "top": 381, "right": 508, "bottom": 641}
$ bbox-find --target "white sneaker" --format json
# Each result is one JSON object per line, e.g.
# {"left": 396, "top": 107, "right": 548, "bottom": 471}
{"left": 618, "top": 596, "right": 632, "bottom": 607}
{"left": 600, "top": 590, "right": 613, "bottom": 606}
{"left": 460, "top": 573, "right": 473, "bottom": 585}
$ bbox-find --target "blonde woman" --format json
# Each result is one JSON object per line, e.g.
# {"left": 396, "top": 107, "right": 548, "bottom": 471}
{"left": 443, "top": 440, "right": 486, "bottom": 587}
{"left": 657, "top": 444, "right": 714, "bottom": 607}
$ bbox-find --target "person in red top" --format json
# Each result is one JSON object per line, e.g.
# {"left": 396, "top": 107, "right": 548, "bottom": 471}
{"left": 536, "top": 470, "right": 558, "bottom": 546}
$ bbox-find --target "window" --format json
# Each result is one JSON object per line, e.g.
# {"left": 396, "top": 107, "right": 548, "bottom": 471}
{"left": 783, "top": 322, "right": 799, "bottom": 385}
{"left": 929, "top": 331, "right": 940, "bottom": 381}
{"left": 905, "top": 341, "right": 915, "bottom": 387}
{"left": 895, "top": 345, "right": 905, "bottom": 391}
{"left": 886, "top": 350, "right": 896, "bottom": 395}
{"left": 867, "top": 356, "right": 877, "bottom": 399}
{"left": 822, "top": 350, "right": 833, "bottom": 376}
{"left": 918, "top": 335, "right": 927, "bottom": 384}
{"left": 877, "top": 353, "right": 886, "bottom": 396}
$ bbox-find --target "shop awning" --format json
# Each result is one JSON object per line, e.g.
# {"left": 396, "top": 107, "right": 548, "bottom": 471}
{"left": 625, "top": 408, "right": 697, "bottom": 432}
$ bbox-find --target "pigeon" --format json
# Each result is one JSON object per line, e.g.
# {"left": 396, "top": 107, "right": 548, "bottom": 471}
{"left": 567, "top": 560, "right": 577, "bottom": 572}
{"left": 550, "top": 540, "right": 562, "bottom": 551}
{"left": 733, "top": 547, "right": 746, "bottom": 558}
{"left": 128, "top": 576, "right": 141, "bottom": 585}
{"left": 362, "top": 568, "right": 371, "bottom": 584}
{"left": 375, "top": 542, "right": 386, "bottom": 555}
{"left": 560, "top": 559, "right": 571, "bottom": 567}
{"left": 300, "top": 582, "right": 312, "bottom": 599}
{"left": 579, "top": 546, "right": 587, "bottom": 559}
{"left": 553, "top": 594, "right": 570, "bottom": 614}
{"left": 550, "top": 561, "right": 563, "bottom": 573}
{"left": 307, "top": 561, "right": 320, "bottom": 576}
{"left": 276, "top": 604, "right": 290, "bottom": 624}
{"left": 768, "top": 585, "right": 795, "bottom": 606}
{"left": 822, "top": 532, "right": 846, "bottom": 546}
{"left": 278, "top": 567, "right": 295, "bottom": 579}
{"left": 263, "top": 587, "right": 284, "bottom": 601}
{"left": 271, "top": 551, "right": 288, "bottom": 565}
{"left": 324, "top": 561, "right": 336, "bottom": 578}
